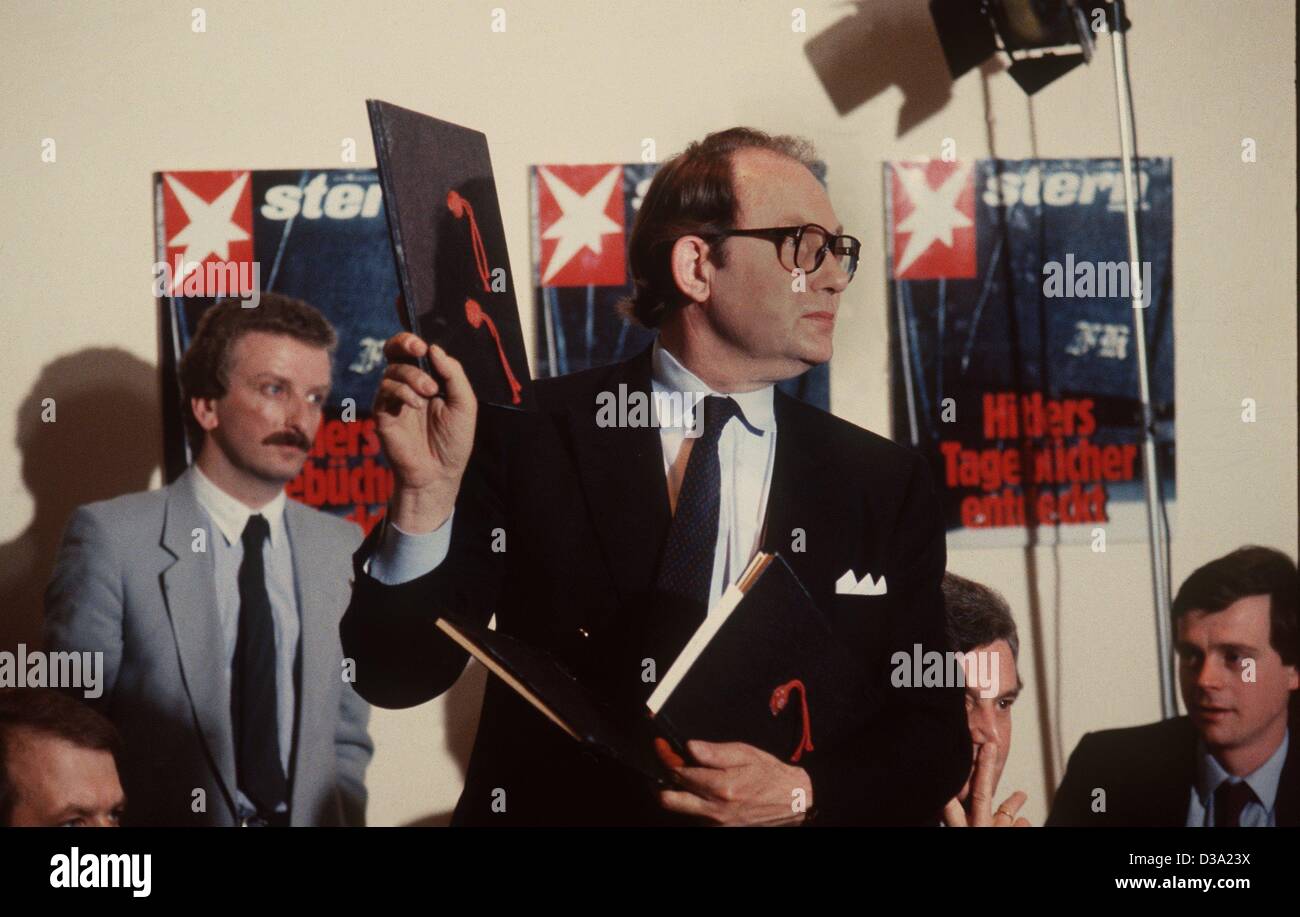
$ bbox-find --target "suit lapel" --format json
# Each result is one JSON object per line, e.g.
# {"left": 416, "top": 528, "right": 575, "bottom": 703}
{"left": 159, "top": 469, "right": 237, "bottom": 812}
{"left": 760, "top": 391, "right": 838, "bottom": 604}
{"left": 566, "top": 345, "right": 671, "bottom": 607}
{"left": 1272, "top": 725, "right": 1300, "bottom": 826}
{"left": 1146, "top": 717, "right": 1198, "bottom": 826}
{"left": 284, "top": 499, "right": 332, "bottom": 816}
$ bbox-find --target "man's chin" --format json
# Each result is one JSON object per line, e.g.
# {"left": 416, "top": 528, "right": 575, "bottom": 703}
{"left": 792, "top": 342, "right": 832, "bottom": 370}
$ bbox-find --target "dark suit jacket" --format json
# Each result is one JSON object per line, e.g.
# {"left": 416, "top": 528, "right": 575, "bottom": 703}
{"left": 342, "top": 344, "right": 969, "bottom": 825}
{"left": 1047, "top": 715, "right": 1300, "bottom": 826}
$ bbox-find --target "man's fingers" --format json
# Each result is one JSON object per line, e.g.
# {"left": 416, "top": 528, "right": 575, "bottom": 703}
{"left": 997, "top": 790, "right": 1028, "bottom": 819}
{"left": 427, "top": 343, "right": 475, "bottom": 407}
{"left": 669, "top": 764, "right": 736, "bottom": 802}
{"left": 1013, "top": 817, "right": 1033, "bottom": 828}
{"left": 992, "top": 790, "right": 1028, "bottom": 826}
{"left": 383, "top": 362, "right": 440, "bottom": 398}
{"left": 658, "top": 789, "right": 716, "bottom": 820}
{"left": 383, "top": 331, "right": 428, "bottom": 363}
{"left": 942, "top": 798, "right": 968, "bottom": 827}
{"left": 686, "top": 739, "right": 761, "bottom": 769}
{"left": 376, "top": 378, "right": 428, "bottom": 413}
{"left": 968, "top": 741, "right": 999, "bottom": 825}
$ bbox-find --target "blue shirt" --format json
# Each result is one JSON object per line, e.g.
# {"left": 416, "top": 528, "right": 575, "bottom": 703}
{"left": 1185, "top": 728, "right": 1289, "bottom": 827}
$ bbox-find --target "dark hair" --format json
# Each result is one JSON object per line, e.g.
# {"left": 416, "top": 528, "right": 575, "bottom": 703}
{"left": 0, "top": 688, "right": 121, "bottom": 825}
{"left": 1172, "top": 545, "right": 1298, "bottom": 667}
{"left": 178, "top": 293, "right": 337, "bottom": 450}
{"left": 620, "top": 127, "right": 820, "bottom": 329}
{"left": 943, "top": 571, "right": 1019, "bottom": 660}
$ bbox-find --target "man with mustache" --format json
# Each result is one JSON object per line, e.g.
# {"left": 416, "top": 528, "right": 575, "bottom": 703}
{"left": 1048, "top": 546, "right": 1299, "bottom": 826}
{"left": 46, "top": 295, "right": 373, "bottom": 826}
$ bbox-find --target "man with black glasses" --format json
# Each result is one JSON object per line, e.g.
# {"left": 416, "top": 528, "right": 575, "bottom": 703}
{"left": 343, "top": 127, "right": 968, "bottom": 825}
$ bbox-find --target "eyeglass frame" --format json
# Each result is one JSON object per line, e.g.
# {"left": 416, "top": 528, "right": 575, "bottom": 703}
{"left": 708, "top": 222, "right": 861, "bottom": 281}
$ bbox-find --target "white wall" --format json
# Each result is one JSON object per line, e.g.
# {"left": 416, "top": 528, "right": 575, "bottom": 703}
{"left": 2, "top": 0, "right": 1295, "bottom": 826}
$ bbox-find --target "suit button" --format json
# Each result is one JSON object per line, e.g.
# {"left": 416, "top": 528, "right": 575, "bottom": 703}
{"left": 576, "top": 627, "right": 590, "bottom": 639}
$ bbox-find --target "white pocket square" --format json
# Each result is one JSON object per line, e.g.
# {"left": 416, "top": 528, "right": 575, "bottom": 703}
{"left": 835, "top": 569, "right": 888, "bottom": 596}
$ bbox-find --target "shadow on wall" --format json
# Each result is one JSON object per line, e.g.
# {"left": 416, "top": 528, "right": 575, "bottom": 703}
{"left": 0, "top": 349, "right": 161, "bottom": 655}
{"left": 400, "top": 660, "right": 488, "bottom": 827}
{"left": 804, "top": 0, "right": 1003, "bottom": 136}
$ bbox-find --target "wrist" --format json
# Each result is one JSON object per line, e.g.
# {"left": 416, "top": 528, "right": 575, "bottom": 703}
{"left": 389, "top": 480, "right": 457, "bottom": 533}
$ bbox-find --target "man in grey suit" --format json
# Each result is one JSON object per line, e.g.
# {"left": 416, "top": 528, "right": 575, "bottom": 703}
{"left": 46, "top": 294, "right": 373, "bottom": 826}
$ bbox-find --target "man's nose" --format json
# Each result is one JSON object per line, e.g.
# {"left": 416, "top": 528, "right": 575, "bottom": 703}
{"left": 284, "top": 392, "right": 313, "bottom": 427}
{"left": 968, "top": 705, "right": 1000, "bottom": 745}
{"left": 815, "top": 252, "right": 852, "bottom": 294}
{"left": 1196, "top": 656, "right": 1227, "bottom": 690}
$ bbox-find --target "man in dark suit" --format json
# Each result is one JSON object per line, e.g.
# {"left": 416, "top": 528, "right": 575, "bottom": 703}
{"left": 343, "top": 127, "right": 969, "bottom": 825}
{"left": 47, "top": 295, "right": 373, "bottom": 826}
{"left": 1048, "top": 546, "right": 1299, "bottom": 826}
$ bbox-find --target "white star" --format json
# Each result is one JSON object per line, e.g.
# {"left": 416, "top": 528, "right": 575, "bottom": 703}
{"left": 538, "top": 166, "right": 622, "bottom": 283}
{"left": 894, "top": 161, "right": 974, "bottom": 276}
{"left": 165, "top": 172, "right": 251, "bottom": 293}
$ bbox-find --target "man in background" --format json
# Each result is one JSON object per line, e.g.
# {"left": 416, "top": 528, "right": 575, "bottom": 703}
{"left": 0, "top": 687, "right": 125, "bottom": 827}
{"left": 1049, "top": 546, "right": 1299, "bottom": 826}
{"left": 46, "top": 295, "right": 372, "bottom": 826}
{"left": 939, "top": 572, "right": 1030, "bottom": 828}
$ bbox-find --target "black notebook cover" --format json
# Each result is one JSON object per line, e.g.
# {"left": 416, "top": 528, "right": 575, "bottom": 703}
{"left": 436, "top": 617, "right": 675, "bottom": 787}
{"left": 651, "top": 554, "right": 867, "bottom": 767}
{"left": 367, "top": 99, "right": 531, "bottom": 409}
{"left": 439, "top": 554, "right": 867, "bottom": 786}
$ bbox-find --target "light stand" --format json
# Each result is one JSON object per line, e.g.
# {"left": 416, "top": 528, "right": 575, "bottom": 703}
{"left": 930, "top": 0, "right": 1176, "bottom": 717}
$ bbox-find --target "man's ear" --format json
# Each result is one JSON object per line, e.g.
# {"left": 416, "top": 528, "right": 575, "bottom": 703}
{"left": 1285, "top": 663, "right": 1299, "bottom": 692}
{"left": 669, "top": 235, "right": 713, "bottom": 306}
{"left": 190, "top": 396, "right": 220, "bottom": 434}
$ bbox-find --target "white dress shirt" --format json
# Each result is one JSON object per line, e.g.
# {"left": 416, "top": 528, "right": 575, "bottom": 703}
{"left": 370, "top": 338, "right": 779, "bottom": 616}
{"left": 191, "top": 465, "right": 298, "bottom": 815}
{"left": 651, "top": 340, "right": 777, "bottom": 611}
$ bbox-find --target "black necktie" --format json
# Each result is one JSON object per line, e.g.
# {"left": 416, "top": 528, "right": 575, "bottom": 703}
{"left": 647, "top": 395, "right": 744, "bottom": 673}
{"left": 231, "top": 513, "right": 287, "bottom": 816}
{"left": 1214, "top": 779, "right": 1257, "bottom": 827}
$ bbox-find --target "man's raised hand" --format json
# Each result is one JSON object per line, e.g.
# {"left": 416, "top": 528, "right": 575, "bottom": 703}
{"left": 373, "top": 331, "right": 477, "bottom": 533}
{"left": 942, "top": 741, "right": 1032, "bottom": 827}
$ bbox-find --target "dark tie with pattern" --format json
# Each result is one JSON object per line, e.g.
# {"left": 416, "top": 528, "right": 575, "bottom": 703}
{"left": 231, "top": 513, "right": 288, "bottom": 818}
{"left": 1214, "top": 779, "right": 1257, "bottom": 827}
{"left": 647, "top": 395, "right": 744, "bottom": 674}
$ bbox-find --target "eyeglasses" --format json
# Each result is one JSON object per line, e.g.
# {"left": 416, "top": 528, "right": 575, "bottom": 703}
{"left": 712, "top": 223, "right": 860, "bottom": 282}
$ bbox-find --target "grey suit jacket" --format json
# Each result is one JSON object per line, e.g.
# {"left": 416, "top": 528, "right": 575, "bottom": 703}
{"left": 45, "top": 467, "right": 373, "bottom": 826}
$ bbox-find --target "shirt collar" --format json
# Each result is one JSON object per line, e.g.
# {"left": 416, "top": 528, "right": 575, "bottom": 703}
{"left": 650, "top": 338, "right": 776, "bottom": 434}
{"left": 190, "top": 464, "right": 288, "bottom": 549}
{"left": 1195, "top": 728, "right": 1290, "bottom": 813}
